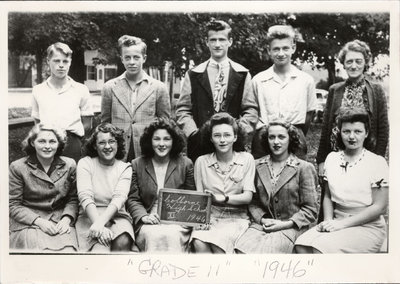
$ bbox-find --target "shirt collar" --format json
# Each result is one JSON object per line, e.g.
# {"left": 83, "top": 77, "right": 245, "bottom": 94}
{"left": 26, "top": 154, "right": 65, "bottom": 170}
{"left": 258, "top": 153, "right": 299, "bottom": 168}
{"left": 261, "top": 65, "right": 301, "bottom": 81}
{"left": 206, "top": 152, "right": 243, "bottom": 167}
{"left": 122, "top": 71, "right": 151, "bottom": 85}
{"left": 209, "top": 58, "right": 230, "bottom": 69}
{"left": 46, "top": 76, "right": 75, "bottom": 92}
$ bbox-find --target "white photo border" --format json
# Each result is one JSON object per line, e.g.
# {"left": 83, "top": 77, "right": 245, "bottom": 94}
{"left": 1, "top": 1, "right": 400, "bottom": 283}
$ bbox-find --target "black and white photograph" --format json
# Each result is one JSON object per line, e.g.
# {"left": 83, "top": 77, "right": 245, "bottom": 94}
{"left": 1, "top": 1, "right": 400, "bottom": 283}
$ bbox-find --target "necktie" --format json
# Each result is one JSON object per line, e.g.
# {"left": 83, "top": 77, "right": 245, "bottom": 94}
{"left": 213, "top": 63, "right": 227, "bottom": 112}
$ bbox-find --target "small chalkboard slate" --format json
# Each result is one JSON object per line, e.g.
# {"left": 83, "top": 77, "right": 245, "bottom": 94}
{"left": 158, "top": 188, "right": 211, "bottom": 226}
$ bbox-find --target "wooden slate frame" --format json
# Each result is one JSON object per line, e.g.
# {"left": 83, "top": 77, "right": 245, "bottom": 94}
{"left": 157, "top": 188, "right": 212, "bottom": 226}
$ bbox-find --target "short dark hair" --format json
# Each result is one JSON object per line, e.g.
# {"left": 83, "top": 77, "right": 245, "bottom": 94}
{"left": 21, "top": 124, "right": 66, "bottom": 156}
{"left": 117, "top": 35, "right": 147, "bottom": 55}
{"left": 206, "top": 19, "right": 232, "bottom": 38}
{"left": 335, "top": 107, "right": 374, "bottom": 150}
{"left": 338, "top": 39, "right": 372, "bottom": 72}
{"left": 266, "top": 25, "right": 296, "bottom": 45}
{"left": 140, "top": 118, "right": 186, "bottom": 159}
{"left": 200, "top": 112, "right": 245, "bottom": 154}
{"left": 83, "top": 123, "right": 126, "bottom": 160}
{"left": 47, "top": 42, "right": 73, "bottom": 60}
{"left": 260, "top": 120, "right": 301, "bottom": 155}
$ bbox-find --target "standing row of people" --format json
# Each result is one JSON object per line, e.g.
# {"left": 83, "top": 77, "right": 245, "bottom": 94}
{"left": 11, "top": 19, "right": 388, "bottom": 254}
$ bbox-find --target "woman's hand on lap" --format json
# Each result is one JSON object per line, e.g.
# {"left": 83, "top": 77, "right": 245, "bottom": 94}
{"left": 34, "top": 218, "right": 58, "bottom": 236}
{"left": 98, "top": 227, "right": 113, "bottom": 247}
{"left": 261, "top": 218, "right": 293, "bottom": 232}
{"left": 317, "top": 219, "right": 344, "bottom": 232}
{"left": 55, "top": 216, "right": 71, "bottom": 234}
{"left": 89, "top": 221, "right": 105, "bottom": 238}
{"left": 141, "top": 213, "right": 160, "bottom": 225}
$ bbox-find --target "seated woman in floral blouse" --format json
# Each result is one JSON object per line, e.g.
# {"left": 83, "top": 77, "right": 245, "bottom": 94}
{"left": 235, "top": 119, "right": 319, "bottom": 253}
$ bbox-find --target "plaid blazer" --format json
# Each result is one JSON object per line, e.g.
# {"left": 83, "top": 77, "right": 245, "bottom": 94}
{"left": 101, "top": 72, "right": 171, "bottom": 161}
{"left": 249, "top": 155, "right": 319, "bottom": 231}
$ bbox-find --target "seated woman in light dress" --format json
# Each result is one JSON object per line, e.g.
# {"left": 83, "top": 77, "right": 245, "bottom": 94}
{"left": 126, "top": 118, "right": 195, "bottom": 252}
{"left": 9, "top": 124, "right": 78, "bottom": 252}
{"left": 235, "top": 120, "right": 319, "bottom": 253}
{"left": 295, "top": 107, "right": 388, "bottom": 253}
{"left": 76, "top": 123, "right": 136, "bottom": 252}
{"left": 191, "top": 112, "right": 256, "bottom": 253}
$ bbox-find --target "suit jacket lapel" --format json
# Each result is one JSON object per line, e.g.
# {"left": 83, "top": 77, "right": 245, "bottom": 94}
{"left": 256, "top": 162, "right": 274, "bottom": 199}
{"left": 225, "top": 67, "right": 242, "bottom": 107}
{"left": 30, "top": 167, "right": 53, "bottom": 184}
{"left": 272, "top": 166, "right": 297, "bottom": 196}
{"left": 164, "top": 159, "right": 177, "bottom": 187}
{"left": 112, "top": 78, "right": 133, "bottom": 118}
{"left": 134, "top": 80, "right": 154, "bottom": 113}
{"left": 198, "top": 70, "right": 213, "bottom": 101}
{"left": 144, "top": 159, "right": 157, "bottom": 187}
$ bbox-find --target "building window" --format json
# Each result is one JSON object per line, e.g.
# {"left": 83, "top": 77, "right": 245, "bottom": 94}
{"left": 98, "top": 69, "right": 103, "bottom": 80}
{"left": 86, "top": 66, "right": 96, "bottom": 80}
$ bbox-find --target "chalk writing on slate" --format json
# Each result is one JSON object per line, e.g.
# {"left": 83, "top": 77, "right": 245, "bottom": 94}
{"left": 158, "top": 188, "right": 211, "bottom": 226}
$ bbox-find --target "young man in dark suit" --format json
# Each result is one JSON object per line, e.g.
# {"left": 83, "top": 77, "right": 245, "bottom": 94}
{"left": 176, "top": 19, "right": 258, "bottom": 162}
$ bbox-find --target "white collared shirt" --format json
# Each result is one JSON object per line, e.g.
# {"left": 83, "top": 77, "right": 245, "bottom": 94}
{"left": 31, "top": 77, "right": 93, "bottom": 136}
{"left": 253, "top": 65, "right": 317, "bottom": 127}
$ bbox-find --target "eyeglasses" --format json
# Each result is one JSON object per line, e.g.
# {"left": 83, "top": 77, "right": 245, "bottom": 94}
{"left": 97, "top": 140, "right": 117, "bottom": 147}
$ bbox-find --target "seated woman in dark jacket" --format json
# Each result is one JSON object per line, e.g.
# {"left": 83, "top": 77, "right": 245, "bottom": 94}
{"left": 9, "top": 124, "right": 78, "bottom": 252}
{"left": 126, "top": 118, "right": 195, "bottom": 252}
{"left": 235, "top": 120, "right": 319, "bottom": 253}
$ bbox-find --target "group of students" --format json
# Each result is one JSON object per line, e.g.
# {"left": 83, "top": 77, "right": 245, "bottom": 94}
{"left": 9, "top": 19, "right": 389, "bottom": 254}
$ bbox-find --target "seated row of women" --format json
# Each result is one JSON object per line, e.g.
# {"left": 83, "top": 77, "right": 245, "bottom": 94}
{"left": 9, "top": 108, "right": 388, "bottom": 254}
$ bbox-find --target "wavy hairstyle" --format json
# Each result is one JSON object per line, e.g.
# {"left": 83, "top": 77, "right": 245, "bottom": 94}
{"left": 200, "top": 112, "right": 245, "bottom": 154}
{"left": 206, "top": 19, "right": 232, "bottom": 38}
{"left": 338, "top": 40, "right": 372, "bottom": 72}
{"left": 260, "top": 119, "right": 301, "bottom": 155}
{"left": 266, "top": 25, "right": 296, "bottom": 45}
{"left": 21, "top": 123, "right": 66, "bottom": 156}
{"left": 335, "top": 107, "right": 374, "bottom": 150}
{"left": 46, "top": 42, "right": 73, "bottom": 59}
{"left": 140, "top": 118, "right": 186, "bottom": 159}
{"left": 117, "top": 35, "right": 147, "bottom": 55}
{"left": 83, "top": 123, "right": 126, "bottom": 160}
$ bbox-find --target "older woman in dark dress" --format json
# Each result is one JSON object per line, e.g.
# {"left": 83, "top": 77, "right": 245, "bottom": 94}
{"left": 317, "top": 39, "right": 389, "bottom": 179}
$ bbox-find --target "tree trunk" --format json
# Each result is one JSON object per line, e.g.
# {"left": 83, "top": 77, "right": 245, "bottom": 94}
{"left": 36, "top": 52, "right": 43, "bottom": 84}
{"left": 69, "top": 48, "right": 86, "bottom": 83}
{"left": 326, "top": 58, "right": 336, "bottom": 87}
